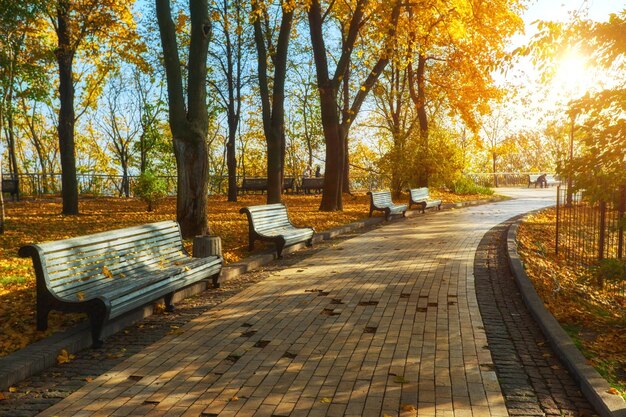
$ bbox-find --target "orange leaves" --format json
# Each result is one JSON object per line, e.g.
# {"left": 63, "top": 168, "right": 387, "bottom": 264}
{"left": 57, "top": 349, "right": 75, "bottom": 364}
{"left": 102, "top": 266, "right": 113, "bottom": 279}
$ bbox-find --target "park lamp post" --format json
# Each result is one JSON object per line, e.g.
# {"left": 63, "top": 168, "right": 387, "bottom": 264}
{"left": 566, "top": 107, "right": 578, "bottom": 206}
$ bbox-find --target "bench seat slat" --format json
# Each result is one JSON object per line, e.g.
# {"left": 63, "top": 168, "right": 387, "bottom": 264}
{"left": 45, "top": 244, "right": 186, "bottom": 288}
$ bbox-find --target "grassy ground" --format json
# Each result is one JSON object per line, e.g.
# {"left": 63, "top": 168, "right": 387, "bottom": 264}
{"left": 0, "top": 189, "right": 493, "bottom": 357}
{"left": 518, "top": 209, "right": 626, "bottom": 400}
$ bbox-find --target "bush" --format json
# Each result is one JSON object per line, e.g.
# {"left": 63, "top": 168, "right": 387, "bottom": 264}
{"left": 594, "top": 259, "right": 626, "bottom": 287}
{"left": 448, "top": 176, "right": 494, "bottom": 195}
{"left": 134, "top": 171, "right": 167, "bottom": 212}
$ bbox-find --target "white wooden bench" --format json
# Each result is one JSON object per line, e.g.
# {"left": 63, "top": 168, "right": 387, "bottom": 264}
{"left": 239, "top": 203, "right": 314, "bottom": 258}
{"left": 18, "top": 221, "right": 222, "bottom": 347}
{"left": 408, "top": 187, "right": 442, "bottom": 213}
{"left": 367, "top": 190, "right": 407, "bottom": 221}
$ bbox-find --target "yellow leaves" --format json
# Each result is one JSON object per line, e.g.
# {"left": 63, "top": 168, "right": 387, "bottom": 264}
{"left": 57, "top": 349, "right": 75, "bottom": 364}
{"left": 401, "top": 403, "right": 416, "bottom": 412}
{"left": 8, "top": 386, "right": 17, "bottom": 393}
{"left": 76, "top": 292, "right": 85, "bottom": 301}
{"left": 0, "top": 392, "right": 5, "bottom": 401}
{"left": 319, "top": 397, "right": 332, "bottom": 403}
{"left": 607, "top": 387, "right": 621, "bottom": 395}
{"left": 84, "top": 376, "right": 94, "bottom": 383}
{"left": 229, "top": 396, "right": 239, "bottom": 402}
{"left": 102, "top": 265, "right": 113, "bottom": 279}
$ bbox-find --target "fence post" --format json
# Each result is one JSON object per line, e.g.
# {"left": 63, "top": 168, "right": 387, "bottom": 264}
{"left": 555, "top": 185, "right": 560, "bottom": 255}
{"left": 598, "top": 200, "right": 607, "bottom": 261}
{"left": 618, "top": 185, "right": 625, "bottom": 260}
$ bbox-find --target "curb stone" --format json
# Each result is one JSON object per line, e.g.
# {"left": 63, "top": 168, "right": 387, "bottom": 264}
{"left": 507, "top": 218, "right": 626, "bottom": 417}
{"left": 0, "top": 196, "right": 498, "bottom": 391}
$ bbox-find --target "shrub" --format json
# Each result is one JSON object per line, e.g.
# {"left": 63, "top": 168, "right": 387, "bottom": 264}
{"left": 134, "top": 171, "right": 167, "bottom": 212}
{"left": 448, "top": 176, "right": 494, "bottom": 195}
{"left": 594, "top": 259, "right": 626, "bottom": 287}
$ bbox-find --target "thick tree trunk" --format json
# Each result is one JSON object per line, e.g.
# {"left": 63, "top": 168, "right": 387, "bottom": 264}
{"left": 157, "top": 0, "right": 212, "bottom": 237}
{"left": 55, "top": 0, "right": 79, "bottom": 215}
{"left": 318, "top": 88, "right": 344, "bottom": 211}
{"left": 174, "top": 136, "right": 209, "bottom": 235}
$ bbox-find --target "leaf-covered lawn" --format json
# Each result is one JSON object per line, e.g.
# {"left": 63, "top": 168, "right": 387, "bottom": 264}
{"left": 0, "top": 190, "right": 492, "bottom": 357}
{"left": 518, "top": 209, "right": 626, "bottom": 399}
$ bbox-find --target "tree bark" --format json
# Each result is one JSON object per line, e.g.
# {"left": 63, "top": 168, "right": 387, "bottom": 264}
{"left": 251, "top": 0, "right": 293, "bottom": 204}
{"left": 408, "top": 54, "right": 429, "bottom": 187}
{"left": 55, "top": 0, "right": 79, "bottom": 214}
{"left": 156, "top": 0, "right": 212, "bottom": 237}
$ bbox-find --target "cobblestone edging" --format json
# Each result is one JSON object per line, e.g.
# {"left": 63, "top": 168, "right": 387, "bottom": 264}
{"left": 475, "top": 219, "right": 594, "bottom": 417}
{"left": 507, "top": 218, "right": 626, "bottom": 417}
{"left": 0, "top": 197, "right": 500, "bottom": 396}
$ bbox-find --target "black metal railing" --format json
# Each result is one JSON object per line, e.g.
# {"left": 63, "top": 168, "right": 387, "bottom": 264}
{"left": 555, "top": 185, "right": 626, "bottom": 297}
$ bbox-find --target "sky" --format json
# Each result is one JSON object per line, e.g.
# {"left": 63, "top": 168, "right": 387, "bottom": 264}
{"left": 499, "top": 0, "right": 625, "bottom": 132}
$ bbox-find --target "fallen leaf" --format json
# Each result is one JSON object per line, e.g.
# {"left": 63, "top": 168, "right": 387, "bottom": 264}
{"left": 394, "top": 375, "right": 408, "bottom": 384}
{"left": 401, "top": 403, "right": 417, "bottom": 411}
{"left": 229, "top": 396, "right": 239, "bottom": 402}
{"left": 0, "top": 392, "right": 5, "bottom": 401}
{"left": 607, "top": 387, "right": 620, "bottom": 395}
{"left": 102, "top": 265, "right": 113, "bottom": 279}
{"left": 320, "top": 397, "right": 332, "bottom": 403}
{"left": 76, "top": 292, "right": 85, "bottom": 301}
{"left": 8, "top": 387, "right": 17, "bottom": 393}
{"left": 84, "top": 377, "right": 94, "bottom": 383}
{"left": 57, "top": 349, "right": 75, "bottom": 364}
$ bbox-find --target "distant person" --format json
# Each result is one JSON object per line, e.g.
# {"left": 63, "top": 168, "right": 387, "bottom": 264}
{"left": 315, "top": 165, "right": 321, "bottom": 178}
{"left": 536, "top": 173, "right": 547, "bottom": 188}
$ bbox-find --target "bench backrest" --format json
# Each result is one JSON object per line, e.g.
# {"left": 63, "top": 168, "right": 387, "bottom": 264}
{"left": 545, "top": 174, "right": 558, "bottom": 182}
{"left": 369, "top": 191, "right": 395, "bottom": 208}
{"left": 283, "top": 177, "right": 295, "bottom": 189}
{"left": 241, "top": 178, "right": 268, "bottom": 189}
{"left": 241, "top": 203, "right": 293, "bottom": 233}
{"left": 1, "top": 178, "right": 18, "bottom": 193}
{"left": 301, "top": 177, "right": 324, "bottom": 188}
{"left": 21, "top": 221, "right": 187, "bottom": 299}
{"left": 410, "top": 187, "right": 429, "bottom": 202}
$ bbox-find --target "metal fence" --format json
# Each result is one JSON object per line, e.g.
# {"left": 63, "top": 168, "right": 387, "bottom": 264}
{"left": 555, "top": 185, "right": 626, "bottom": 296}
{"left": 4, "top": 171, "right": 385, "bottom": 198}
{"left": 466, "top": 172, "right": 544, "bottom": 187}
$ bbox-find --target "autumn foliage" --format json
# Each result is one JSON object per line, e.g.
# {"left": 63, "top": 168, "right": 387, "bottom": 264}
{"left": 518, "top": 209, "right": 626, "bottom": 398}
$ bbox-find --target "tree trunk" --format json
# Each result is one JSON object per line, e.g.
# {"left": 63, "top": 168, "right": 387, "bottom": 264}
{"left": 0, "top": 160, "right": 5, "bottom": 234}
{"left": 251, "top": 0, "right": 292, "bottom": 205}
{"left": 55, "top": 0, "right": 79, "bottom": 215}
{"left": 157, "top": 0, "right": 212, "bottom": 237}
{"left": 226, "top": 123, "right": 237, "bottom": 202}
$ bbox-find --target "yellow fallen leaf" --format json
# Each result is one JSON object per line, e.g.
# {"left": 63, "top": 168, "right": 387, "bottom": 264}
{"left": 0, "top": 392, "right": 5, "bottom": 400}
{"left": 401, "top": 403, "right": 416, "bottom": 411}
{"left": 182, "top": 266, "right": 190, "bottom": 272}
{"left": 84, "top": 377, "right": 94, "bottom": 383}
{"left": 8, "top": 386, "right": 17, "bottom": 393}
{"left": 229, "top": 396, "right": 239, "bottom": 402}
{"left": 607, "top": 387, "right": 620, "bottom": 395}
{"left": 102, "top": 265, "right": 113, "bottom": 279}
{"left": 57, "top": 349, "right": 75, "bottom": 364}
{"left": 76, "top": 291, "right": 85, "bottom": 301}
{"left": 320, "top": 397, "right": 332, "bottom": 403}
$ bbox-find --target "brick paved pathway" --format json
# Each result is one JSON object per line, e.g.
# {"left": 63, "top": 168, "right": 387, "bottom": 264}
{"left": 474, "top": 220, "right": 594, "bottom": 417}
{"left": 30, "top": 189, "right": 563, "bottom": 417}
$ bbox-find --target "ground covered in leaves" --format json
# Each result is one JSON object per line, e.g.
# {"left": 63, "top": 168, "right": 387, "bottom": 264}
{"left": 0, "top": 189, "right": 490, "bottom": 358}
{"left": 518, "top": 209, "right": 626, "bottom": 399}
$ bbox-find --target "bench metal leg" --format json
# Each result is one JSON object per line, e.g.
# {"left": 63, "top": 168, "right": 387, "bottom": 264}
{"left": 36, "top": 304, "right": 50, "bottom": 331}
{"left": 306, "top": 238, "right": 313, "bottom": 247}
{"left": 87, "top": 303, "right": 108, "bottom": 348}
{"left": 164, "top": 293, "right": 175, "bottom": 312}
{"left": 276, "top": 238, "right": 286, "bottom": 259}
